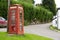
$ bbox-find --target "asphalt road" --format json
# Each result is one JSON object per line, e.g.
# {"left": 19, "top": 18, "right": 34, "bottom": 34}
{"left": 0, "top": 23, "right": 60, "bottom": 40}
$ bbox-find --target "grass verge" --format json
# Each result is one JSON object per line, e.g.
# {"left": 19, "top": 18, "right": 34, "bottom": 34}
{"left": 49, "top": 25, "right": 60, "bottom": 32}
{"left": 0, "top": 32, "right": 53, "bottom": 40}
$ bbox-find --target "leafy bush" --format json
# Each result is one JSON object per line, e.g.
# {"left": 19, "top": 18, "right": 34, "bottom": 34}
{"left": 42, "top": 0, "right": 56, "bottom": 15}
{"left": 15, "top": 2, "right": 53, "bottom": 24}
{"left": 11, "top": 0, "right": 34, "bottom": 4}
{"left": 24, "top": 20, "right": 30, "bottom": 26}
{"left": 0, "top": 1, "right": 53, "bottom": 25}
{"left": 0, "top": 1, "right": 8, "bottom": 19}
{"left": 33, "top": 6, "right": 53, "bottom": 23}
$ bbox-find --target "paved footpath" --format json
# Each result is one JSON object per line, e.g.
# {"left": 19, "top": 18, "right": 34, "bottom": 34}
{"left": 0, "top": 23, "right": 60, "bottom": 40}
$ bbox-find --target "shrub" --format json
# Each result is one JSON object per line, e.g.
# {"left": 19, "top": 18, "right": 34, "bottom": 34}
{"left": 0, "top": 1, "right": 53, "bottom": 25}
{"left": 11, "top": 1, "right": 53, "bottom": 24}
{"left": 42, "top": 0, "right": 56, "bottom": 15}
{"left": 33, "top": 6, "right": 53, "bottom": 23}
{"left": 0, "top": 1, "right": 8, "bottom": 19}
{"left": 11, "top": 0, "right": 34, "bottom": 4}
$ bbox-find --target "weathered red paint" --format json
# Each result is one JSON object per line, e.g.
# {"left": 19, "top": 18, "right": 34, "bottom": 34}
{"left": 8, "top": 4, "right": 24, "bottom": 35}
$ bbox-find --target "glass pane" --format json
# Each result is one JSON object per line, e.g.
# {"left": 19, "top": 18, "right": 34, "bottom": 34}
{"left": 11, "top": 10, "right": 15, "bottom": 26}
{"left": 20, "top": 11, "right": 23, "bottom": 31}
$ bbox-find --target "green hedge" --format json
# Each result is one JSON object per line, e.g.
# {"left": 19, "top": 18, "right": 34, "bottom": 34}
{"left": 34, "top": 6, "right": 53, "bottom": 23}
{"left": 15, "top": 2, "right": 53, "bottom": 22}
{"left": 0, "top": 1, "right": 53, "bottom": 25}
{"left": 42, "top": 0, "right": 56, "bottom": 15}
{"left": 11, "top": 0, "right": 34, "bottom": 4}
{"left": 0, "top": 1, "right": 8, "bottom": 19}
{"left": 16, "top": 2, "right": 53, "bottom": 24}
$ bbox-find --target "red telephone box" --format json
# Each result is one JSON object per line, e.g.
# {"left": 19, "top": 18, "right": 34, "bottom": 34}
{"left": 8, "top": 4, "right": 24, "bottom": 35}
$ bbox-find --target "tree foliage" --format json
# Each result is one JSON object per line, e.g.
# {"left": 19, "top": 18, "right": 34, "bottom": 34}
{"left": 42, "top": 0, "right": 56, "bottom": 15}
{"left": 11, "top": 0, "right": 34, "bottom": 4}
{"left": 0, "top": 0, "right": 53, "bottom": 25}
{"left": 11, "top": 1, "right": 53, "bottom": 24}
{"left": 0, "top": 0, "right": 8, "bottom": 19}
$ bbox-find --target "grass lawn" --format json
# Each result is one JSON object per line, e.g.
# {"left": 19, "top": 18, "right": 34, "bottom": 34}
{"left": 0, "top": 32, "right": 53, "bottom": 40}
